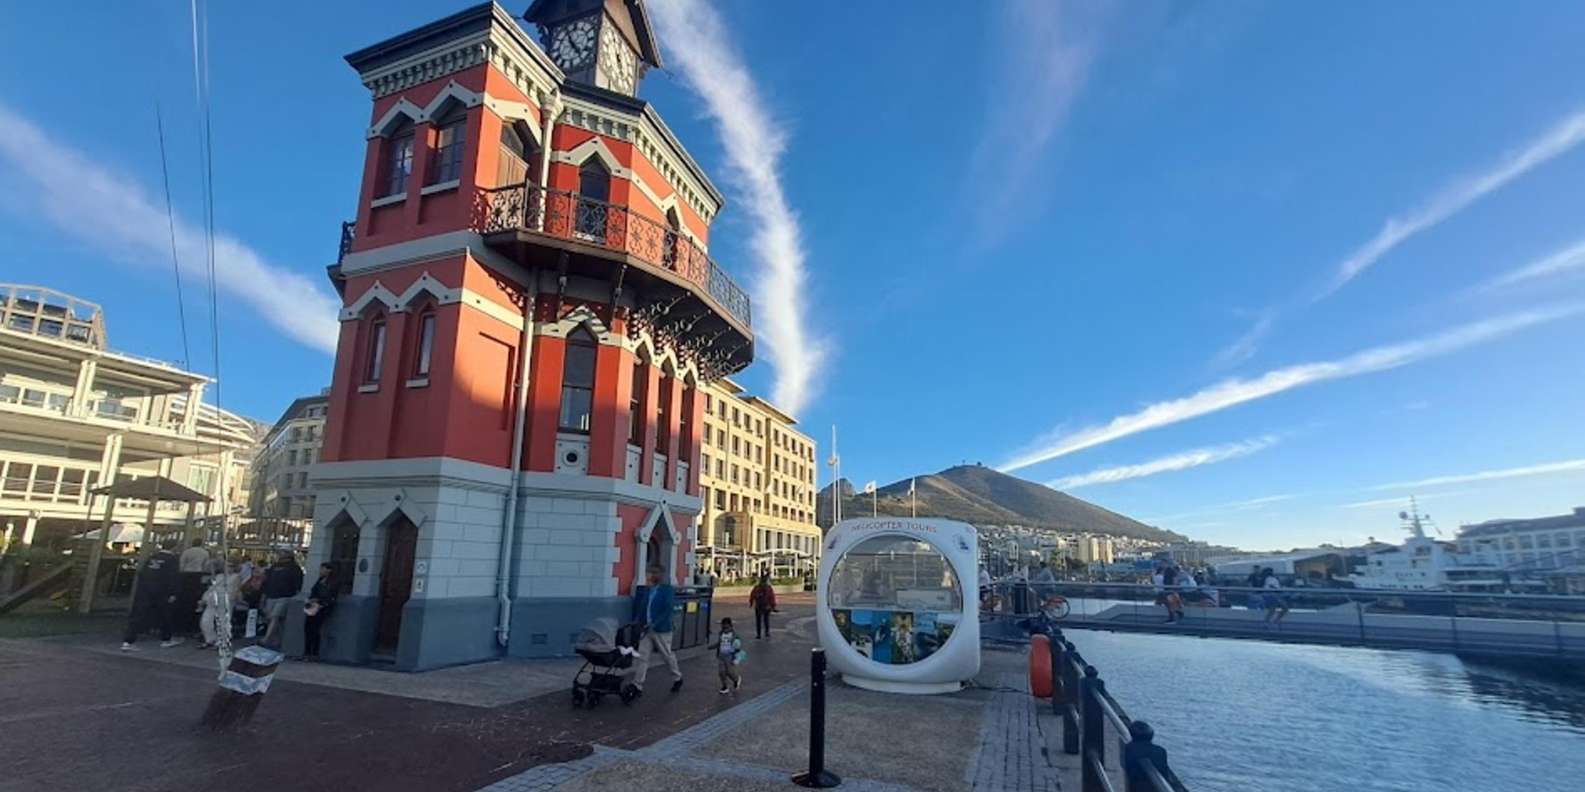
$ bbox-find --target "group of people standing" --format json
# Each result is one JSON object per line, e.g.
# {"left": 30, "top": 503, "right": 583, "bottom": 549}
{"left": 120, "top": 540, "right": 338, "bottom": 659}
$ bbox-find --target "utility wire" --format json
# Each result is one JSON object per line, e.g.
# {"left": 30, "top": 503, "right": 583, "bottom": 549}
{"left": 155, "top": 104, "right": 194, "bottom": 373}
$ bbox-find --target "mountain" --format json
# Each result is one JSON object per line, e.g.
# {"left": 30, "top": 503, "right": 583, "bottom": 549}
{"left": 818, "top": 464, "right": 1183, "bottom": 542}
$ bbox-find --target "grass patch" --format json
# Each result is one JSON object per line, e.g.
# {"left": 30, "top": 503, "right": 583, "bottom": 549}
{"left": 0, "top": 607, "right": 124, "bottom": 639}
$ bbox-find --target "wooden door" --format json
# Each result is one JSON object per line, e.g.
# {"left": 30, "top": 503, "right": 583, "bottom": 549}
{"left": 374, "top": 519, "right": 417, "bottom": 654}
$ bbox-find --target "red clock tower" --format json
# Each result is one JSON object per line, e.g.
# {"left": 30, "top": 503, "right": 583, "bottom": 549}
{"left": 302, "top": 0, "right": 752, "bottom": 668}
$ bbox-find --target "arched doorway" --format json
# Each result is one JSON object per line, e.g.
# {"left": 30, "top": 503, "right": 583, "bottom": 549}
{"left": 374, "top": 514, "right": 418, "bottom": 655}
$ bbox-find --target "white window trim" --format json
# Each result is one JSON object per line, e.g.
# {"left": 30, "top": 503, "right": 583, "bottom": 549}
{"left": 405, "top": 377, "right": 430, "bottom": 389}
{"left": 420, "top": 179, "right": 460, "bottom": 196}
{"left": 357, "top": 383, "right": 380, "bottom": 394}
{"left": 371, "top": 193, "right": 406, "bottom": 208}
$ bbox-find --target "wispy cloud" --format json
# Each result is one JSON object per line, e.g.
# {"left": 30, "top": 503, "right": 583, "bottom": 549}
{"left": 1322, "top": 108, "right": 1585, "bottom": 298}
{"left": 1141, "top": 493, "right": 1296, "bottom": 524}
{"left": 1047, "top": 434, "right": 1278, "bottom": 490}
{"left": 0, "top": 102, "right": 339, "bottom": 355}
{"left": 1481, "top": 237, "right": 1585, "bottom": 292}
{"left": 968, "top": 0, "right": 1109, "bottom": 244}
{"left": 649, "top": 0, "right": 826, "bottom": 415}
{"left": 1210, "top": 309, "right": 1274, "bottom": 369}
{"left": 1369, "top": 458, "right": 1585, "bottom": 492}
{"left": 999, "top": 304, "right": 1584, "bottom": 472}
{"left": 1339, "top": 491, "right": 1465, "bottom": 510}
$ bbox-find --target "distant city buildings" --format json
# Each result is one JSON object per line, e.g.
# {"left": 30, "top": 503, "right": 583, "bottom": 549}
{"left": 0, "top": 284, "right": 256, "bottom": 551}
{"left": 695, "top": 377, "right": 820, "bottom": 580}
{"left": 250, "top": 390, "right": 329, "bottom": 519}
{"left": 1458, "top": 507, "right": 1585, "bottom": 593}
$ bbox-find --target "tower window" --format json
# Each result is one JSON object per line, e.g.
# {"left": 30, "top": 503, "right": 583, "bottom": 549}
{"left": 575, "top": 159, "right": 610, "bottom": 241}
{"left": 558, "top": 328, "right": 597, "bottom": 432}
{"left": 382, "top": 128, "right": 414, "bottom": 197}
{"left": 365, "top": 318, "right": 387, "bottom": 383}
{"left": 414, "top": 311, "right": 436, "bottom": 377}
{"left": 430, "top": 108, "right": 467, "bottom": 185}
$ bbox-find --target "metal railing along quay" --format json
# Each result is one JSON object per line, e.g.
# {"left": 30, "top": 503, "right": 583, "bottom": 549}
{"left": 1044, "top": 627, "right": 1189, "bottom": 792}
{"left": 982, "top": 580, "right": 1585, "bottom": 659}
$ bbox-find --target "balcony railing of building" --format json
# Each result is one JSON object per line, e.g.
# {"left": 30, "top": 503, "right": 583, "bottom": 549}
{"left": 0, "top": 284, "right": 106, "bottom": 349}
{"left": 338, "top": 220, "right": 356, "bottom": 264}
{"left": 476, "top": 183, "right": 752, "bottom": 330}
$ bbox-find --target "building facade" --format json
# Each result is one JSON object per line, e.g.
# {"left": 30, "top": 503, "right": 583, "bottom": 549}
{"left": 1075, "top": 534, "right": 1115, "bottom": 565}
{"left": 1458, "top": 507, "right": 1585, "bottom": 591}
{"left": 0, "top": 284, "right": 255, "bottom": 551}
{"left": 299, "top": 1, "right": 756, "bottom": 669}
{"left": 696, "top": 378, "right": 819, "bottom": 580}
{"left": 251, "top": 391, "right": 330, "bottom": 519}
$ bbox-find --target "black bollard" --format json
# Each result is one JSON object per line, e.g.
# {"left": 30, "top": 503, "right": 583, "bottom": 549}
{"left": 792, "top": 647, "right": 842, "bottom": 788}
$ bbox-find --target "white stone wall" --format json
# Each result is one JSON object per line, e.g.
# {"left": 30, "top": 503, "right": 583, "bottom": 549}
{"left": 511, "top": 495, "right": 622, "bottom": 598}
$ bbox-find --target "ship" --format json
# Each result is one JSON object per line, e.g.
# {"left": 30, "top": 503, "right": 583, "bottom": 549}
{"left": 1348, "top": 499, "right": 1509, "bottom": 592}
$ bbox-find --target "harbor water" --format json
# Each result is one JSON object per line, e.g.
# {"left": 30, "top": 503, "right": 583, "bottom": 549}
{"left": 1065, "top": 630, "right": 1585, "bottom": 792}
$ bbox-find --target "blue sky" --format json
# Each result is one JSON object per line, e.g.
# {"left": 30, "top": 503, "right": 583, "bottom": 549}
{"left": 3, "top": 1, "right": 1585, "bottom": 550}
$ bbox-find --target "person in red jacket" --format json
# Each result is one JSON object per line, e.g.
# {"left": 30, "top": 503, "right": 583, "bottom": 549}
{"left": 749, "top": 572, "right": 778, "bottom": 639}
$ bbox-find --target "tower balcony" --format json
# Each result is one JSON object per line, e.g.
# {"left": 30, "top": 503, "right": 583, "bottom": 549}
{"left": 475, "top": 183, "right": 753, "bottom": 377}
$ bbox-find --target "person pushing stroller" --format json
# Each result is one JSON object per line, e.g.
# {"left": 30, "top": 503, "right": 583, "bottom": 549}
{"left": 627, "top": 565, "right": 684, "bottom": 696}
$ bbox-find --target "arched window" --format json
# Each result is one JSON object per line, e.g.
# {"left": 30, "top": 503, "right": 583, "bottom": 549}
{"left": 497, "top": 122, "right": 536, "bottom": 187}
{"left": 575, "top": 159, "right": 610, "bottom": 241}
{"left": 382, "top": 120, "right": 415, "bottom": 198}
{"left": 413, "top": 308, "right": 437, "bottom": 378}
{"left": 558, "top": 328, "right": 598, "bottom": 432}
{"left": 429, "top": 105, "right": 467, "bottom": 185}
{"left": 365, "top": 316, "right": 388, "bottom": 383}
{"left": 628, "top": 359, "right": 646, "bottom": 445}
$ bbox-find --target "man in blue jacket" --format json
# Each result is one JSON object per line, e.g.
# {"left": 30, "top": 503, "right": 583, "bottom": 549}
{"left": 629, "top": 565, "right": 683, "bottom": 694}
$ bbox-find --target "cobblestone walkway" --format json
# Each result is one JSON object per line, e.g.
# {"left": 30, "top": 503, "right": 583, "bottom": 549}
{"left": 965, "top": 672, "right": 1062, "bottom": 792}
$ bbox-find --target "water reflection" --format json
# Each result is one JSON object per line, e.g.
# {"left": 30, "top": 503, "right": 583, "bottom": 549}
{"left": 1061, "top": 630, "right": 1585, "bottom": 792}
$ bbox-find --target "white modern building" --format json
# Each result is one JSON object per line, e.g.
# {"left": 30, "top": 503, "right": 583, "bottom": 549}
{"left": 0, "top": 284, "right": 256, "bottom": 551}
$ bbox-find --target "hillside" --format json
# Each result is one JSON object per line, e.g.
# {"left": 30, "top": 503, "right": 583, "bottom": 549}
{"left": 817, "top": 464, "right": 1182, "bottom": 542}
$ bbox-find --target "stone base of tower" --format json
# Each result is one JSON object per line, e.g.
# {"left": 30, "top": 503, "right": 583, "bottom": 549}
{"left": 298, "top": 458, "right": 699, "bottom": 671}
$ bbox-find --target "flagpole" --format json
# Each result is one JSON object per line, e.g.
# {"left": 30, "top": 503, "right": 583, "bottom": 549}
{"left": 872, "top": 487, "right": 877, "bottom": 518}
{"left": 910, "top": 478, "right": 917, "bottom": 518}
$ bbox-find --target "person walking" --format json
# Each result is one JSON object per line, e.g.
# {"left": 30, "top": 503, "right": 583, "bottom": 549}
{"left": 260, "top": 550, "right": 304, "bottom": 649}
{"left": 713, "top": 616, "right": 744, "bottom": 694}
{"left": 121, "top": 539, "right": 183, "bottom": 651}
{"left": 302, "top": 563, "right": 339, "bottom": 661}
{"left": 177, "top": 538, "right": 209, "bottom": 635}
{"left": 199, "top": 559, "right": 241, "bottom": 649}
{"left": 749, "top": 572, "right": 778, "bottom": 639}
{"left": 628, "top": 565, "right": 683, "bottom": 695}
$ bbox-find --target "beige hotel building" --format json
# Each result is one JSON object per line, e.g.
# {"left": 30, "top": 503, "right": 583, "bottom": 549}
{"left": 696, "top": 378, "right": 820, "bottom": 580}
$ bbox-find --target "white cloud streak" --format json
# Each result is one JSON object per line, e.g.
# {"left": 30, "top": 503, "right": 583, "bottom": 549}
{"left": 1047, "top": 435, "right": 1278, "bottom": 490}
{"left": 648, "top": 0, "right": 825, "bottom": 415}
{"left": 1482, "top": 237, "right": 1585, "bottom": 291}
{"left": 968, "top": 0, "right": 1106, "bottom": 243}
{"left": 1000, "top": 304, "right": 1585, "bottom": 472}
{"left": 1323, "top": 108, "right": 1585, "bottom": 297}
{"left": 1338, "top": 491, "right": 1464, "bottom": 510}
{"left": 1369, "top": 458, "right": 1585, "bottom": 492}
{"left": 0, "top": 102, "right": 339, "bottom": 355}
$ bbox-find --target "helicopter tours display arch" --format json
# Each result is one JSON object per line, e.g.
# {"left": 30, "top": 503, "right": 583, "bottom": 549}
{"left": 817, "top": 517, "right": 980, "bottom": 694}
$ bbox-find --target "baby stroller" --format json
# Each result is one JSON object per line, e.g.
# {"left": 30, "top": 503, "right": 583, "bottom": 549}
{"left": 571, "top": 617, "right": 645, "bottom": 707}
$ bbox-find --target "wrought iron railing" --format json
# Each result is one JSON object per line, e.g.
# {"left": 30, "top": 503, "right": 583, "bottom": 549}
{"left": 478, "top": 183, "right": 752, "bottom": 329}
{"left": 338, "top": 220, "right": 356, "bottom": 264}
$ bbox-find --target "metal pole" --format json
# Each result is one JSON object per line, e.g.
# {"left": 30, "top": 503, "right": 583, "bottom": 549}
{"left": 1080, "top": 665, "right": 1104, "bottom": 792}
{"left": 1062, "top": 641, "right": 1080, "bottom": 755}
{"left": 792, "top": 647, "right": 842, "bottom": 788}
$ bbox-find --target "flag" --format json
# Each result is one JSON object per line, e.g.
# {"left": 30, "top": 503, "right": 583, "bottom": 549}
{"left": 863, "top": 481, "right": 876, "bottom": 494}
{"left": 908, "top": 478, "right": 916, "bottom": 494}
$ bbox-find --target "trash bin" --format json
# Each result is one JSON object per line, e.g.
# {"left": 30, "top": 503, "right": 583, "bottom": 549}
{"left": 671, "top": 586, "right": 713, "bottom": 650}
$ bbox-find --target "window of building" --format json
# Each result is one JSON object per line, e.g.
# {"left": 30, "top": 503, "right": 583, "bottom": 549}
{"left": 287, "top": 450, "right": 298, "bottom": 466}
{"left": 628, "top": 361, "right": 647, "bottom": 445}
{"left": 656, "top": 374, "right": 674, "bottom": 456}
{"left": 576, "top": 159, "right": 611, "bottom": 240}
{"left": 366, "top": 318, "right": 387, "bottom": 383}
{"left": 496, "top": 123, "right": 535, "bottom": 187}
{"left": 382, "top": 125, "right": 415, "bottom": 197}
{"left": 715, "top": 490, "right": 726, "bottom": 509}
{"left": 414, "top": 311, "right": 437, "bottom": 377}
{"left": 731, "top": 436, "right": 740, "bottom": 455}
{"left": 430, "top": 107, "right": 467, "bottom": 185}
{"left": 559, "top": 328, "right": 597, "bottom": 432}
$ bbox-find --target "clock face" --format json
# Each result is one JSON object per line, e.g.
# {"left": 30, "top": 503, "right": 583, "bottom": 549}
{"left": 549, "top": 18, "right": 596, "bottom": 70}
{"left": 599, "top": 24, "right": 637, "bottom": 94}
